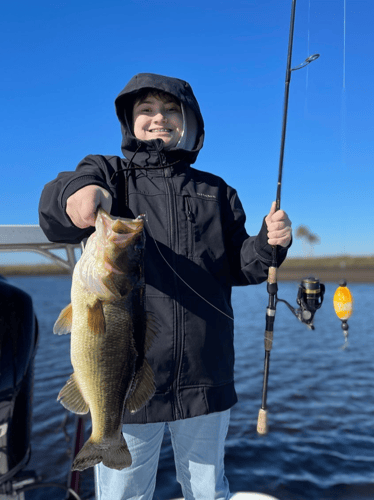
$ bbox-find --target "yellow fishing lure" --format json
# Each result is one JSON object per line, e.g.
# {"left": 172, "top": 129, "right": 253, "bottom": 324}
{"left": 333, "top": 281, "right": 353, "bottom": 320}
{"left": 333, "top": 280, "right": 353, "bottom": 348}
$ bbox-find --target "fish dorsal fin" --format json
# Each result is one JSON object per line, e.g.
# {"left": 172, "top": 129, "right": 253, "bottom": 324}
{"left": 144, "top": 312, "right": 158, "bottom": 352}
{"left": 125, "top": 359, "right": 155, "bottom": 414}
{"left": 125, "top": 312, "right": 158, "bottom": 413}
{"left": 87, "top": 300, "right": 105, "bottom": 335}
{"left": 57, "top": 373, "right": 89, "bottom": 414}
{"left": 53, "top": 303, "right": 73, "bottom": 335}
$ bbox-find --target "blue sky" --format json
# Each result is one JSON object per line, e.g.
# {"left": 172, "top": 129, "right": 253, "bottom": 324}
{"left": 1, "top": 0, "right": 373, "bottom": 265}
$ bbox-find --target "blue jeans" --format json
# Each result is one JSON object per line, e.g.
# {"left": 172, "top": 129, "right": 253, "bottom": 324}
{"left": 94, "top": 410, "right": 231, "bottom": 500}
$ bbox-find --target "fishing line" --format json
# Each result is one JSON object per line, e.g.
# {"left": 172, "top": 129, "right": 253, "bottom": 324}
{"left": 306, "top": 0, "right": 311, "bottom": 95}
{"left": 341, "top": 87, "right": 347, "bottom": 167}
{"left": 143, "top": 215, "right": 234, "bottom": 321}
{"left": 341, "top": 0, "right": 347, "bottom": 166}
{"left": 343, "top": 0, "right": 346, "bottom": 90}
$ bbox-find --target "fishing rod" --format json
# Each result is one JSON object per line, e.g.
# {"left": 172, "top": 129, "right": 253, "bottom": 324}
{"left": 257, "top": 0, "right": 320, "bottom": 435}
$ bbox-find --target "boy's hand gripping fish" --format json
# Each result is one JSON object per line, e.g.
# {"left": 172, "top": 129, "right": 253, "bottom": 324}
{"left": 53, "top": 209, "right": 156, "bottom": 471}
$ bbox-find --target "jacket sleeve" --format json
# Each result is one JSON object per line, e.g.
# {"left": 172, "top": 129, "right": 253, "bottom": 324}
{"left": 223, "top": 185, "right": 291, "bottom": 286}
{"left": 38, "top": 155, "right": 115, "bottom": 244}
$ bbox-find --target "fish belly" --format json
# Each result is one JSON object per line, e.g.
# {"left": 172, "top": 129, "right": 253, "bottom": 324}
{"left": 71, "top": 297, "right": 137, "bottom": 442}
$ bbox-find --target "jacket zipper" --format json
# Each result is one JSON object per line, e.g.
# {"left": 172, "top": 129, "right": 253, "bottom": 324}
{"left": 164, "top": 170, "right": 184, "bottom": 420}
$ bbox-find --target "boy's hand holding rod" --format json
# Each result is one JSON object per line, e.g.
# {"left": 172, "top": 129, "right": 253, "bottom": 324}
{"left": 265, "top": 201, "right": 292, "bottom": 248}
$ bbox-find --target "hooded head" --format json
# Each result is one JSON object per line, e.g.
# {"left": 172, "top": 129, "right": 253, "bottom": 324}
{"left": 131, "top": 89, "right": 184, "bottom": 150}
{"left": 115, "top": 73, "right": 205, "bottom": 167}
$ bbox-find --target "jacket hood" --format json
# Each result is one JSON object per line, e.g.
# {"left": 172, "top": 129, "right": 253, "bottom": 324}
{"left": 115, "top": 73, "right": 205, "bottom": 167}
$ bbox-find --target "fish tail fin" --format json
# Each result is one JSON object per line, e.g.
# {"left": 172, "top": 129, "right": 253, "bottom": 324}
{"left": 71, "top": 435, "right": 132, "bottom": 471}
{"left": 101, "top": 434, "right": 132, "bottom": 470}
{"left": 71, "top": 437, "right": 102, "bottom": 471}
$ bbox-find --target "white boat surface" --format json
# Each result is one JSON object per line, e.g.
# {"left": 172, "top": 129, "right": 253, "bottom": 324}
{"left": 171, "top": 493, "right": 279, "bottom": 500}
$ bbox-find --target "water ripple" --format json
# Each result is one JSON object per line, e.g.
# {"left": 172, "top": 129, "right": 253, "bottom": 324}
{"left": 6, "top": 278, "right": 374, "bottom": 500}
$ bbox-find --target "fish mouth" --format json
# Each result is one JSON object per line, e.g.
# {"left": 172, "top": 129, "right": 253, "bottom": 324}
{"left": 94, "top": 209, "right": 145, "bottom": 269}
{"left": 108, "top": 225, "right": 144, "bottom": 247}
{"left": 96, "top": 210, "right": 144, "bottom": 241}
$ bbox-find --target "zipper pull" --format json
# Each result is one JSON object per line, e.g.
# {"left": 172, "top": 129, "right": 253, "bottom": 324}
{"left": 184, "top": 195, "right": 194, "bottom": 222}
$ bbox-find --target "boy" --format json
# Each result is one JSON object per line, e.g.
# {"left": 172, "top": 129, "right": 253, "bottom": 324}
{"left": 39, "top": 73, "right": 292, "bottom": 500}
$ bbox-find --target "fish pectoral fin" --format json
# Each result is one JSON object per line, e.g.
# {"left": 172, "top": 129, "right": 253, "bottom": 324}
{"left": 87, "top": 300, "right": 105, "bottom": 335}
{"left": 53, "top": 303, "right": 73, "bottom": 335}
{"left": 126, "top": 359, "right": 155, "bottom": 414}
{"left": 57, "top": 374, "right": 89, "bottom": 414}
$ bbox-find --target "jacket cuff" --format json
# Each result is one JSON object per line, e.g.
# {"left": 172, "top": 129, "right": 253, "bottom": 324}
{"left": 60, "top": 176, "right": 112, "bottom": 211}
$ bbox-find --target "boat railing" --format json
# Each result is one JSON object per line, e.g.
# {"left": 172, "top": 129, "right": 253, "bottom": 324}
{"left": 0, "top": 224, "right": 82, "bottom": 274}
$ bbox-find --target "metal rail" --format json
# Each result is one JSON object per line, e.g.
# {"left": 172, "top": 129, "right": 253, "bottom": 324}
{"left": 0, "top": 225, "right": 80, "bottom": 273}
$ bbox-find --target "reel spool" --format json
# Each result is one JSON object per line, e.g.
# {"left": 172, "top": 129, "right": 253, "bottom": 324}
{"left": 296, "top": 276, "right": 325, "bottom": 329}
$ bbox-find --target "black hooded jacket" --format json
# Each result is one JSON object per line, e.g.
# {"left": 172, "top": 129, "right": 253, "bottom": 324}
{"left": 39, "top": 73, "right": 290, "bottom": 423}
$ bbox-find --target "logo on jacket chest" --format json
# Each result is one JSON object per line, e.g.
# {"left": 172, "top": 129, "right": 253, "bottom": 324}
{"left": 197, "top": 192, "right": 217, "bottom": 200}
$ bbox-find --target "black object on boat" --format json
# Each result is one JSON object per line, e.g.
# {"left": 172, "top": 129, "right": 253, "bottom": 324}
{"left": 0, "top": 275, "right": 38, "bottom": 488}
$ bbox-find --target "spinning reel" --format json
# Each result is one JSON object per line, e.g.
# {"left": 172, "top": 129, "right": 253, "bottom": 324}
{"left": 277, "top": 276, "right": 325, "bottom": 330}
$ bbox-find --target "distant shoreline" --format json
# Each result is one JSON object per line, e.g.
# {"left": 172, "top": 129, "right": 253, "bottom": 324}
{"left": 1, "top": 256, "right": 373, "bottom": 283}
{"left": 277, "top": 267, "right": 374, "bottom": 283}
{"left": 279, "top": 255, "right": 374, "bottom": 283}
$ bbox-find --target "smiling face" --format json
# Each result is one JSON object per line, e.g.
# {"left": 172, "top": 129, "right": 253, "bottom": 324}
{"left": 132, "top": 92, "right": 183, "bottom": 149}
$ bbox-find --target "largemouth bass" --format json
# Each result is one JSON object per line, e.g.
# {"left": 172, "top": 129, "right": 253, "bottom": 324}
{"left": 53, "top": 209, "right": 156, "bottom": 471}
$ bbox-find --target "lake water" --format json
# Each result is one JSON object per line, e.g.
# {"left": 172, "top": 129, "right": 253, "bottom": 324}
{"left": 5, "top": 276, "right": 374, "bottom": 500}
